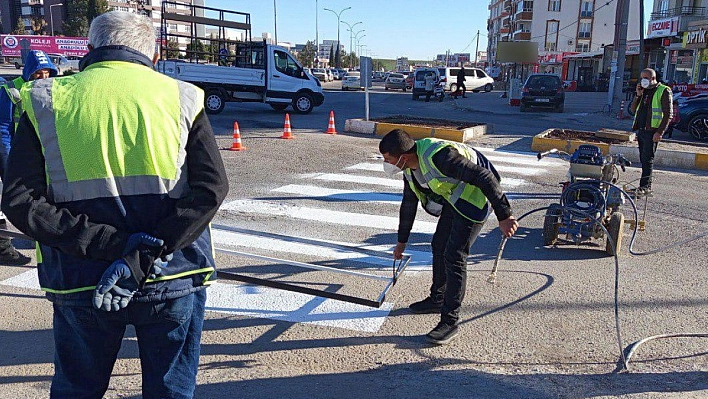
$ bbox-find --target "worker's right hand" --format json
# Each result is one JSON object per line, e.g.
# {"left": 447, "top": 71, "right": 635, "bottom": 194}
{"left": 124, "top": 232, "right": 164, "bottom": 255}
{"left": 93, "top": 259, "right": 137, "bottom": 312}
{"left": 635, "top": 83, "right": 644, "bottom": 97}
{"left": 393, "top": 242, "right": 407, "bottom": 260}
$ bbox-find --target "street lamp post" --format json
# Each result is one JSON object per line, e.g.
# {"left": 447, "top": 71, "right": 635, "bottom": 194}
{"left": 323, "top": 6, "right": 350, "bottom": 69}
{"left": 341, "top": 20, "right": 361, "bottom": 57}
{"left": 352, "top": 30, "right": 365, "bottom": 68}
{"left": 50, "top": 3, "right": 63, "bottom": 36}
{"left": 355, "top": 34, "right": 366, "bottom": 68}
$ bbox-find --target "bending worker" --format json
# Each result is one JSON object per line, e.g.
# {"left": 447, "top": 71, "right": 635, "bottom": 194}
{"left": 0, "top": 50, "right": 57, "bottom": 265}
{"left": 380, "top": 129, "right": 518, "bottom": 345}
{"left": 2, "top": 11, "right": 228, "bottom": 398}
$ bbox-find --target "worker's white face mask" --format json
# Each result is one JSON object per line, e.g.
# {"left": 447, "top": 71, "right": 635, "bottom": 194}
{"left": 383, "top": 156, "right": 404, "bottom": 176}
{"left": 640, "top": 78, "right": 651, "bottom": 89}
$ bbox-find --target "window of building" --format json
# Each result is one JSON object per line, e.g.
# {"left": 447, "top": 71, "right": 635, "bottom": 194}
{"left": 580, "top": 1, "right": 593, "bottom": 17}
{"left": 576, "top": 42, "right": 590, "bottom": 52}
{"left": 545, "top": 20, "right": 559, "bottom": 51}
{"left": 548, "top": 0, "right": 561, "bottom": 12}
{"left": 578, "top": 21, "right": 591, "bottom": 38}
{"left": 520, "top": 0, "right": 534, "bottom": 12}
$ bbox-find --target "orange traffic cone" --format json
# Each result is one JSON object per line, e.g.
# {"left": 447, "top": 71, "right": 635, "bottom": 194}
{"left": 326, "top": 110, "right": 337, "bottom": 135}
{"left": 281, "top": 113, "right": 294, "bottom": 139}
{"left": 229, "top": 122, "right": 246, "bottom": 151}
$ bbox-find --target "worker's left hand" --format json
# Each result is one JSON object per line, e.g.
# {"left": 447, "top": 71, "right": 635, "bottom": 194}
{"left": 499, "top": 216, "right": 518, "bottom": 238}
{"left": 653, "top": 132, "right": 663, "bottom": 143}
{"left": 93, "top": 259, "right": 137, "bottom": 311}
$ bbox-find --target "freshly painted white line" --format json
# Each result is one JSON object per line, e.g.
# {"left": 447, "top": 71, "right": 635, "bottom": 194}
{"left": 0, "top": 271, "right": 393, "bottom": 332}
{"left": 493, "top": 164, "right": 543, "bottom": 176}
{"left": 344, "top": 163, "right": 384, "bottom": 172}
{"left": 220, "top": 199, "right": 438, "bottom": 233}
{"left": 271, "top": 184, "right": 401, "bottom": 204}
{"left": 483, "top": 154, "right": 562, "bottom": 167}
{"left": 212, "top": 228, "right": 432, "bottom": 271}
{"left": 499, "top": 177, "right": 527, "bottom": 187}
{"left": 299, "top": 173, "right": 403, "bottom": 188}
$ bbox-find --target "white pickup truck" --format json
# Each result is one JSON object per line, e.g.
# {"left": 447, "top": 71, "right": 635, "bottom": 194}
{"left": 157, "top": 42, "right": 324, "bottom": 114}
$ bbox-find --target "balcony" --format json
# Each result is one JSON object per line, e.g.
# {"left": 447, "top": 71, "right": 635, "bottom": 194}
{"left": 513, "top": 31, "right": 531, "bottom": 41}
{"left": 514, "top": 10, "right": 533, "bottom": 21}
{"left": 500, "top": 27, "right": 510, "bottom": 34}
{"left": 650, "top": 6, "right": 705, "bottom": 20}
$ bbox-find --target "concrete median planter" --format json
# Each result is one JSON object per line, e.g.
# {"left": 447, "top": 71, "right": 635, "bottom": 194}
{"left": 345, "top": 117, "right": 490, "bottom": 143}
{"left": 531, "top": 128, "right": 708, "bottom": 171}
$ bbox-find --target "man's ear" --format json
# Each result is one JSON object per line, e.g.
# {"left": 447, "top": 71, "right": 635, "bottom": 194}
{"left": 152, "top": 53, "right": 159, "bottom": 66}
{"left": 88, "top": 44, "right": 94, "bottom": 51}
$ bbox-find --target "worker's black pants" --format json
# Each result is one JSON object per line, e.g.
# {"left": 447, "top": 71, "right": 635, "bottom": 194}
{"left": 637, "top": 128, "right": 659, "bottom": 189}
{"left": 429, "top": 203, "right": 484, "bottom": 325}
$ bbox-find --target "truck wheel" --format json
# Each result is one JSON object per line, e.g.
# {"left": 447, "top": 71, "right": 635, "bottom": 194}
{"left": 270, "top": 103, "right": 289, "bottom": 111}
{"left": 204, "top": 90, "right": 226, "bottom": 114}
{"left": 484, "top": 83, "right": 493, "bottom": 92}
{"left": 543, "top": 204, "right": 562, "bottom": 246}
{"left": 293, "top": 93, "right": 314, "bottom": 114}
{"left": 605, "top": 212, "right": 624, "bottom": 256}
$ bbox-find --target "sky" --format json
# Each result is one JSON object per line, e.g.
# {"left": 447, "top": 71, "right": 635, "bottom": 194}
{"left": 208, "top": 0, "right": 654, "bottom": 60}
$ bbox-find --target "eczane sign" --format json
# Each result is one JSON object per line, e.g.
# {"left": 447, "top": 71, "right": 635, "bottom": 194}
{"left": 646, "top": 17, "right": 678, "bottom": 39}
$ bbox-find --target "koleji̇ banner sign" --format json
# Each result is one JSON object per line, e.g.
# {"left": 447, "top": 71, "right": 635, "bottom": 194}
{"left": 1, "top": 35, "right": 89, "bottom": 57}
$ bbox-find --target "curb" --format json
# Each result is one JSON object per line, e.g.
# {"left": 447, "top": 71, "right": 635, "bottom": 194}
{"left": 344, "top": 118, "right": 491, "bottom": 142}
{"left": 531, "top": 129, "right": 708, "bottom": 171}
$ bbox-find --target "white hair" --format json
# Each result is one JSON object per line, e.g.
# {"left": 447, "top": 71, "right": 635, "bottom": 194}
{"left": 88, "top": 11, "right": 156, "bottom": 59}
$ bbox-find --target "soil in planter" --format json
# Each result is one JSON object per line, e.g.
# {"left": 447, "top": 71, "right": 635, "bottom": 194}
{"left": 372, "top": 115, "right": 482, "bottom": 130}
{"left": 546, "top": 129, "right": 624, "bottom": 144}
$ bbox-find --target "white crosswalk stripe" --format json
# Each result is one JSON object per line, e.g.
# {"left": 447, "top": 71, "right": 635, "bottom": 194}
{"left": 0, "top": 148, "right": 564, "bottom": 333}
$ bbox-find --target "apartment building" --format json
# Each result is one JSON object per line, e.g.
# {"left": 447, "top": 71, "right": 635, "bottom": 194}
{"left": 646, "top": 0, "right": 708, "bottom": 83}
{"left": 487, "top": 0, "right": 641, "bottom": 90}
{"left": 1, "top": 0, "right": 204, "bottom": 38}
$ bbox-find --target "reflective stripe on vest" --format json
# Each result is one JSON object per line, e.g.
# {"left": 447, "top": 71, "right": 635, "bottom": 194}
{"left": 22, "top": 61, "right": 204, "bottom": 203}
{"left": 633, "top": 83, "right": 667, "bottom": 129}
{"left": 405, "top": 138, "right": 489, "bottom": 223}
{"left": 3, "top": 77, "right": 24, "bottom": 127}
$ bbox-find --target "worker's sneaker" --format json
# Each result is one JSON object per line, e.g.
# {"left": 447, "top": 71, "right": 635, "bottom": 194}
{"left": 0, "top": 245, "right": 31, "bottom": 265}
{"left": 426, "top": 322, "right": 459, "bottom": 345}
{"left": 409, "top": 297, "right": 443, "bottom": 314}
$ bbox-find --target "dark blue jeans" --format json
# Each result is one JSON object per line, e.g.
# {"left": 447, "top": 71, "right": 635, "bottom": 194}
{"left": 50, "top": 289, "right": 207, "bottom": 399}
{"left": 430, "top": 204, "right": 484, "bottom": 325}
{"left": 637, "top": 129, "right": 659, "bottom": 189}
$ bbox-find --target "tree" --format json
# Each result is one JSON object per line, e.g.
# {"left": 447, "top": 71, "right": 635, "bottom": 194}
{"left": 31, "top": 17, "right": 48, "bottom": 35}
{"left": 295, "top": 41, "right": 315, "bottom": 68}
{"left": 64, "top": 0, "right": 108, "bottom": 37}
{"left": 334, "top": 44, "right": 340, "bottom": 69}
{"left": 186, "top": 40, "right": 206, "bottom": 60}
{"left": 163, "top": 38, "right": 180, "bottom": 59}
{"left": 12, "top": 17, "right": 27, "bottom": 35}
{"left": 328, "top": 45, "right": 334, "bottom": 67}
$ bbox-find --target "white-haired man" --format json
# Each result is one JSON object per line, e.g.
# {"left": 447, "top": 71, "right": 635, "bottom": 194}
{"left": 2, "top": 11, "right": 228, "bottom": 398}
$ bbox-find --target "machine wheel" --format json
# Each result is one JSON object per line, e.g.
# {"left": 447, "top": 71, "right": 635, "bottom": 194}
{"left": 687, "top": 114, "right": 708, "bottom": 140}
{"left": 605, "top": 212, "right": 625, "bottom": 256}
{"left": 292, "top": 92, "right": 314, "bottom": 114}
{"left": 269, "top": 103, "right": 288, "bottom": 111}
{"left": 484, "top": 83, "right": 493, "bottom": 92}
{"left": 543, "top": 204, "right": 562, "bottom": 246}
{"left": 204, "top": 90, "right": 226, "bottom": 114}
{"left": 403, "top": 87, "right": 407, "bottom": 92}
{"left": 385, "top": 87, "right": 389, "bottom": 90}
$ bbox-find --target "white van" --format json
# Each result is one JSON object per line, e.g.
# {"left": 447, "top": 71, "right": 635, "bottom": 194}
{"left": 437, "top": 67, "right": 494, "bottom": 93}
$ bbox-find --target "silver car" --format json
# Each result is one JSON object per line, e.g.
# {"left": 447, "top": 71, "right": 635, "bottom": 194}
{"left": 384, "top": 73, "right": 407, "bottom": 91}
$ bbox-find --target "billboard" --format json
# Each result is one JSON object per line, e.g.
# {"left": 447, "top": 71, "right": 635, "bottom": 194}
{"left": 1, "top": 35, "right": 89, "bottom": 57}
{"left": 496, "top": 41, "right": 539, "bottom": 63}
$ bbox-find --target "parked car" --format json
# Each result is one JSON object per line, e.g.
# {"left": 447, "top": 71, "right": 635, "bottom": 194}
{"left": 675, "top": 95, "right": 708, "bottom": 140}
{"left": 311, "top": 68, "right": 328, "bottom": 82}
{"left": 335, "top": 68, "right": 346, "bottom": 80}
{"left": 437, "top": 67, "right": 494, "bottom": 93}
{"left": 520, "top": 74, "right": 565, "bottom": 112}
{"left": 384, "top": 72, "right": 407, "bottom": 91}
{"left": 411, "top": 67, "right": 440, "bottom": 100}
{"left": 47, "top": 53, "right": 80, "bottom": 75}
{"left": 325, "top": 69, "right": 334, "bottom": 82}
{"left": 342, "top": 71, "right": 362, "bottom": 90}
{"left": 404, "top": 73, "right": 414, "bottom": 89}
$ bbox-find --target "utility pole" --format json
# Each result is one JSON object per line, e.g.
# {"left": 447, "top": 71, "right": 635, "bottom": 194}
{"left": 273, "top": 0, "right": 278, "bottom": 45}
{"left": 474, "top": 30, "right": 480, "bottom": 67}
{"left": 607, "top": 0, "right": 630, "bottom": 113}
{"left": 316, "top": 0, "right": 319, "bottom": 67}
